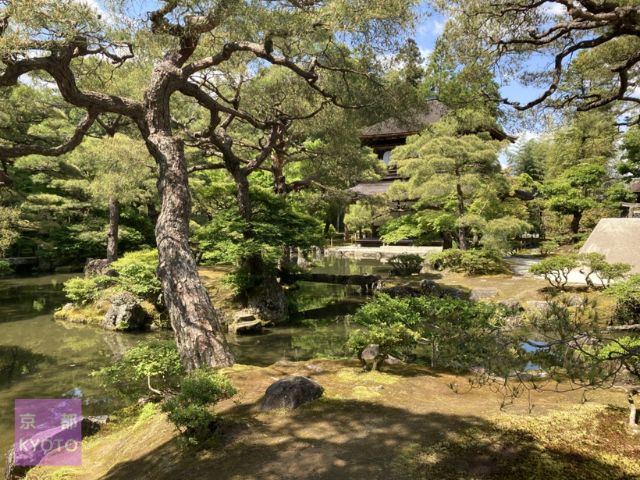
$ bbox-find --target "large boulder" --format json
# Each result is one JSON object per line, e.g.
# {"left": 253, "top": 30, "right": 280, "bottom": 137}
{"left": 420, "top": 279, "right": 469, "bottom": 299}
{"left": 229, "top": 319, "right": 264, "bottom": 335}
{"left": 102, "top": 292, "right": 153, "bottom": 331}
{"left": 260, "top": 376, "right": 324, "bottom": 411}
{"left": 498, "top": 298, "right": 523, "bottom": 312}
{"left": 247, "top": 276, "right": 289, "bottom": 323}
{"left": 84, "top": 259, "right": 118, "bottom": 277}
{"left": 81, "top": 415, "right": 109, "bottom": 438}
{"left": 525, "top": 300, "right": 551, "bottom": 313}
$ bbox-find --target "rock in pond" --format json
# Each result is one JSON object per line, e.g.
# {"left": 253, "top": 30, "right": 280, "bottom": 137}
{"left": 229, "top": 319, "right": 264, "bottom": 335}
{"left": 81, "top": 415, "right": 109, "bottom": 438}
{"left": 102, "top": 292, "right": 153, "bottom": 331}
{"left": 5, "top": 448, "right": 30, "bottom": 480}
{"left": 260, "top": 376, "right": 324, "bottom": 411}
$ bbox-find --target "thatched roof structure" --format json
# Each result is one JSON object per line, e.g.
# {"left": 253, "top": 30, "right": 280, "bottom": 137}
{"left": 360, "top": 101, "right": 448, "bottom": 140}
{"left": 579, "top": 218, "right": 640, "bottom": 273}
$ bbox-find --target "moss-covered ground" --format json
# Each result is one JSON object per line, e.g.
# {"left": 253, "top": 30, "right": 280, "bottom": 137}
{"left": 25, "top": 360, "right": 639, "bottom": 480}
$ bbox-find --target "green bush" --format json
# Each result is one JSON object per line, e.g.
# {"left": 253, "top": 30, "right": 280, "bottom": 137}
{"left": 529, "top": 254, "right": 579, "bottom": 290}
{"left": 539, "top": 240, "right": 559, "bottom": 256}
{"left": 428, "top": 249, "right": 464, "bottom": 271}
{"left": 607, "top": 275, "right": 640, "bottom": 325}
{"left": 93, "top": 340, "right": 184, "bottom": 398}
{"left": 458, "top": 250, "right": 509, "bottom": 275}
{"left": 347, "top": 294, "right": 505, "bottom": 370}
{"left": 111, "top": 249, "right": 161, "bottom": 300}
{"left": 388, "top": 254, "right": 424, "bottom": 276}
{"left": 579, "top": 252, "right": 631, "bottom": 288}
{"left": 161, "top": 369, "right": 236, "bottom": 444}
{"left": 62, "top": 275, "right": 115, "bottom": 305}
{"left": 428, "top": 249, "right": 508, "bottom": 275}
{"left": 0, "top": 260, "right": 13, "bottom": 277}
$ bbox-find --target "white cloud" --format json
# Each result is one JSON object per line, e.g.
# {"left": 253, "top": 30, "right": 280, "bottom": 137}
{"left": 420, "top": 47, "right": 433, "bottom": 61}
{"left": 541, "top": 2, "right": 567, "bottom": 16}
{"left": 77, "top": 0, "right": 104, "bottom": 14}
{"left": 499, "top": 131, "right": 540, "bottom": 167}
{"left": 432, "top": 19, "right": 446, "bottom": 35}
{"left": 417, "top": 17, "right": 448, "bottom": 38}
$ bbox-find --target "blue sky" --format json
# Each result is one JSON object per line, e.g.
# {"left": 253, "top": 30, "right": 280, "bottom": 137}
{"left": 412, "top": 8, "right": 545, "bottom": 117}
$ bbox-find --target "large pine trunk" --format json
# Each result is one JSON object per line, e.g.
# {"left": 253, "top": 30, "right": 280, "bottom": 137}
{"left": 151, "top": 134, "right": 234, "bottom": 370}
{"left": 140, "top": 55, "right": 234, "bottom": 370}
{"left": 106, "top": 197, "right": 120, "bottom": 262}
{"left": 570, "top": 211, "right": 582, "bottom": 235}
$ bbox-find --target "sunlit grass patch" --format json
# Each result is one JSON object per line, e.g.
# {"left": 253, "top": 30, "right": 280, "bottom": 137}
{"left": 334, "top": 367, "right": 400, "bottom": 385}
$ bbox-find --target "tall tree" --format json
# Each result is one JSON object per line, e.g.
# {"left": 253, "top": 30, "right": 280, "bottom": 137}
{"left": 0, "top": 0, "right": 418, "bottom": 369}
{"left": 60, "top": 135, "right": 155, "bottom": 262}
{"left": 507, "top": 138, "right": 547, "bottom": 182}
{"left": 435, "top": 0, "right": 640, "bottom": 125}
{"left": 390, "top": 116, "right": 504, "bottom": 249}
{"left": 618, "top": 125, "right": 640, "bottom": 178}
{"left": 396, "top": 38, "right": 425, "bottom": 87}
{"left": 547, "top": 110, "right": 619, "bottom": 178}
{"left": 543, "top": 163, "right": 606, "bottom": 234}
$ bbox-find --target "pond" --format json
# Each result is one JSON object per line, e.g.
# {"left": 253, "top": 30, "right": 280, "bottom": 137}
{"left": 0, "top": 257, "right": 388, "bottom": 461}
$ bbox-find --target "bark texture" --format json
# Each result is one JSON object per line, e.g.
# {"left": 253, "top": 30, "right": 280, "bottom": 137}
{"left": 143, "top": 55, "right": 234, "bottom": 369}
{"left": 150, "top": 133, "right": 234, "bottom": 369}
{"left": 456, "top": 177, "right": 468, "bottom": 250}
{"left": 106, "top": 197, "right": 120, "bottom": 262}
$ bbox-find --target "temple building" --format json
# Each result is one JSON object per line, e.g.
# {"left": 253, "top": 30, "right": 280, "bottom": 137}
{"left": 350, "top": 100, "right": 448, "bottom": 199}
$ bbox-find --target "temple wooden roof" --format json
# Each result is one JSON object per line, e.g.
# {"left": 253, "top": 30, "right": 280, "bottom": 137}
{"left": 360, "top": 100, "right": 448, "bottom": 140}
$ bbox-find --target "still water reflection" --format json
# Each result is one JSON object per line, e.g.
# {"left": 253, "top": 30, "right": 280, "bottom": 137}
{"left": 0, "top": 257, "right": 384, "bottom": 459}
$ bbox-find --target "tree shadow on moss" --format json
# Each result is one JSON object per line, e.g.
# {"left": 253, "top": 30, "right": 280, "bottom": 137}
{"left": 98, "top": 397, "right": 634, "bottom": 480}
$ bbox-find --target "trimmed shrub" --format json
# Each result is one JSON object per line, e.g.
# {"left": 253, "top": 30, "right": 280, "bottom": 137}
{"left": 539, "top": 240, "right": 559, "bottom": 256}
{"left": 388, "top": 254, "right": 424, "bottom": 276}
{"left": 428, "top": 249, "right": 508, "bottom": 275}
{"left": 63, "top": 275, "right": 115, "bottom": 305}
{"left": 608, "top": 275, "right": 640, "bottom": 325}
{"left": 530, "top": 255, "right": 579, "bottom": 290}
{"left": 111, "top": 249, "right": 161, "bottom": 300}
{"left": 347, "top": 294, "right": 506, "bottom": 371}
{"left": 347, "top": 294, "right": 421, "bottom": 370}
{"left": 428, "top": 249, "right": 464, "bottom": 271}
{"left": 161, "top": 369, "right": 236, "bottom": 444}
{"left": 579, "top": 252, "right": 631, "bottom": 288}
{"left": 93, "top": 340, "right": 183, "bottom": 398}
